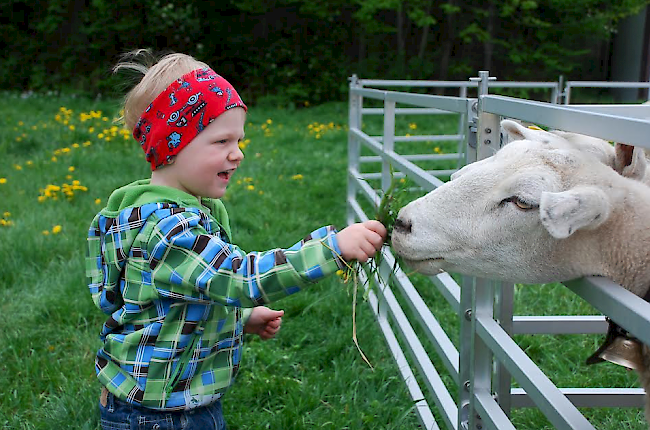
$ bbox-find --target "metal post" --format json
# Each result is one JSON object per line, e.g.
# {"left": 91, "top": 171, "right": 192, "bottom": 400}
{"left": 564, "top": 83, "right": 572, "bottom": 105}
{"left": 469, "top": 278, "right": 493, "bottom": 430}
{"left": 458, "top": 275, "right": 475, "bottom": 430}
{"left": 472, "top": 71, "right": 500, "bottom": 160}
{"left": 495, "top": 282, "right": 514, "bottom": 416}
{"left": 382, "top": 99, "right": 396, "bottom": 192}
{"left": 347, "top": 75, "right": 362, "bottom": 226}
{"left": 457, "top": 86, "right": 469, "bottom": 169}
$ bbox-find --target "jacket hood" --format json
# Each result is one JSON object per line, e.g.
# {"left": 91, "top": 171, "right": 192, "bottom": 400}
{"left": 86, "top": 179, "right": 231, "bottom": 314}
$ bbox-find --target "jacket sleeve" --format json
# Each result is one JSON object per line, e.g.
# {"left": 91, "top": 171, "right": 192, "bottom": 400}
{"left": 146, "top": 210, "right": 346, "bottom": 307}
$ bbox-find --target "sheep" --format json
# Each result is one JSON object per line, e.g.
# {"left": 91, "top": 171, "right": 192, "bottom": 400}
{"left": 391, "top": 137, "right": 650, "bottom": 424}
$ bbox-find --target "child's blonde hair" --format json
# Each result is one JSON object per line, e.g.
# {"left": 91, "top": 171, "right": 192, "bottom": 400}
{"left": 114, "top": 49, "right": 209, "bottom": 131}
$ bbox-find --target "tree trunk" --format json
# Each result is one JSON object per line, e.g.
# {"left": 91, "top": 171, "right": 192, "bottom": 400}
{"left": 418, "top": 0, "right": 434, "bottom": 60}
{"left": 438, "top": 0, "right": 456, "bottom": 89}
{"left": 483, "top": 1, "right": 496, "bottom": 72}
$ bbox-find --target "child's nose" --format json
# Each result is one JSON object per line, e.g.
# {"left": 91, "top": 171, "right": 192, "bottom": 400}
{"left": 230, "top": 145, "right": 244, "bottom": 162}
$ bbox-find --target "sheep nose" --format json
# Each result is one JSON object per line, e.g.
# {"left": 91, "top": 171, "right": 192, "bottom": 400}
{"left": 393, "top": 217, "right": 412, "bottom": 234}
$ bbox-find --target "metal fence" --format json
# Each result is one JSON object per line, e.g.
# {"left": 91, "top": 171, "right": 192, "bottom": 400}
{"left": 347, "top": 72, "right": 650, "bottom": 429}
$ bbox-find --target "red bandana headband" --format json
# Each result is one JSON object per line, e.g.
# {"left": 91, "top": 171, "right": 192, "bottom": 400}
{"left": 133, "top": 68, "right": 247, "bottom": 170}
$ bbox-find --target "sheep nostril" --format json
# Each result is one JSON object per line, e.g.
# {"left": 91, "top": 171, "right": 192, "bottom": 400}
{"left": 394, "top": 217, "right": 412, "bottom": 234}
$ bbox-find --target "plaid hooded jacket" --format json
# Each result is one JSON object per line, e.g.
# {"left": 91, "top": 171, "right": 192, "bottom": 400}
{"left": 86, "top": 179, "right": 345, "bottom": 410}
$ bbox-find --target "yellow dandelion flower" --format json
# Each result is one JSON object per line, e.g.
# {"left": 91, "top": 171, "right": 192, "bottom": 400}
{"left": 266, "top": 119, "right": 272, "bottom": 124}
{"left": 0, "top": 178, "right": 6, "bottom": 184}
{"left": 26, "top": 160, "right": 33, "bottom": 166}
{"left": 434, "top": 147, "right": 441, "bottom": 153}
{"left": 61, "top": 147, "right": 70, "bottom": 153}
{"left": 16, "top": 137, "right": 22, "bottom": 142}
{"left": 69, "top": 125, "right": 75, "bottom": 131}
{"left": 409, "top": 123, "right": 417, "bottom": 130}
{"left": 95, "top": 198, "right": 101, "bottom": 205}
{"left": 42, "top": 230, "right": 50, "bottom": 235}
{"left": 13, "top": 164, "right": 22, "bottom": 170}
{"left": 38, "top": 196, "right": 46, "bottom": 202}
{"left": 88, "top": 127, "right": 95, "bottom": 133}
{"left": 98, "top": 133, "right": 105, "bottom": 139}
{"left": 0, "top": 219, "right": 6, "bottom": 226}
{"left": 51, "top": 156, "right": 57, "bottom": 162}
{"left": 68, "top": 166, "right": 75, "bottom": 172}
{"left": 292, "top": 174, "right": 303, "bottom": 180}
{"left": 83, "top": 141, "right": 91, "bottom": 147}
{"left": 246, "top": 185, "right": 255, "bottom": 191}
{"left": 66, "top": 175, "right": 72, "bottom": 180}
{"left": 18, "top": 121, "right": 24, "bottom": 126}
{"left": 72, "top": 143, "right": 80, "bottom": 148}
{"left": 52, "top": 225, "right": 62, "bottom": 234}
{"left": 3, "top": 212, "right": 10, "bottom": 217}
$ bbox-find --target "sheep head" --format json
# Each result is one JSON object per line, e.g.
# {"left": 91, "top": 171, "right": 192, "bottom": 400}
{"left": 392, "top": 139, "right": 624, "bottom": 284}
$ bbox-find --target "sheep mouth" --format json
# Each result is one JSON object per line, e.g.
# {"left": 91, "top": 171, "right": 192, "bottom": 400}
{"left": 402, "top": 256, "right": 445, "bottom": 264}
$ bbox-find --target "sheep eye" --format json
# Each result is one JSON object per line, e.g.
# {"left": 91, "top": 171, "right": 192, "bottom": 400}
{"left": 514, "top": 199, "right": 535, "bottom": 210}
{"left": 502, "top": 196, "right": 537, "bottom": 211}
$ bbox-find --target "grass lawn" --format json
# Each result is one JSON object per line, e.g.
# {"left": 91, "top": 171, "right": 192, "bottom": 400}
{"left": 0, "top": 92, "right": 646, "bottom": 430}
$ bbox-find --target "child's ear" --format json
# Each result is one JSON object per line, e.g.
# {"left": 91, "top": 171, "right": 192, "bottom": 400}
{"left": 539, "top": 186, "right": 611, "bottom": 239}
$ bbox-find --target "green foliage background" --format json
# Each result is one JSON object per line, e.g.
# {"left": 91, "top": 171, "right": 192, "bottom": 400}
{"left": 2, "top": 0, "right": 649, "bottom": 104}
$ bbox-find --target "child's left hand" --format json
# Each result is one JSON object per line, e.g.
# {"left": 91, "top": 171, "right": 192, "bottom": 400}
{"left": 244, "top": 306, "right": 284, "bottom": 340}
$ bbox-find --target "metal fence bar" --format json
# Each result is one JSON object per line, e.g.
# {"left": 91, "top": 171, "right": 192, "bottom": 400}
{"left": 511, "top": 388, "right": 645, "bottom": 408}
{"left": 430, "top": 273, "right": 461, "bottom": 311}
{"left": 362, "top": 107, "right": 459, "bottom": 115}
{"left": 512, "top": 316, "right": 608, "bottom": 334}
{"left": 363, "top": 271, "right": 440, "bottom": 430}
{"left": 351, "top": 87, "right": 470, "bottom": 113}
{"left": 367, "top": 263, "right": 459, "bottom": 429}
{"left": 377, "top": 248, "right": 460, "bottom": 380}
{"left": 350, "top": 128, "right": 445, "bottom": 190}
{"left": 361, "top": 170, "right": 458, "bottom": 181}
{"left": 565, "top": 104, "right": 650, "bottom": 118}
{"left": 473, "top": 390, "right": 517, "bottom": 430}
{"left": 564, "top": 81, "right": 650, "bottom": 104}
{"left": 477, "top": 317, "right": 596, "bottom": 429}
{"left": 361, "top": 153, "right": 462, "bottom": 163}
{"left": 482, "top": 94, "right": 650, "bottom": 149}
{"left": 565, "top": 277, "right": 650, "bottom": 346}
{"left": 374, "top": 134, "right": 464, "bottom": 143}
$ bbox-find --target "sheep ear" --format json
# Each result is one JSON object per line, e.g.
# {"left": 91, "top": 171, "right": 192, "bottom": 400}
{"left": 501, "top": 119, "right": 543, "bottom": 141}
{"left": 614, "top": 143, "right": 646, "bottom": 181}
{"left": 539, "top": 187, "right": 611, "bottom": 239}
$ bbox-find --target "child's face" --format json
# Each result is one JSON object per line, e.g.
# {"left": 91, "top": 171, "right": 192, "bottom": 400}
{"left": 163, "top": 108, "right": 246, "bottom": 199}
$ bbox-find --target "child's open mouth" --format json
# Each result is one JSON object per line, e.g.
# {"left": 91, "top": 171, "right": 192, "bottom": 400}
{"left": 218, "top": 169, "right": 235, "bottom": 181}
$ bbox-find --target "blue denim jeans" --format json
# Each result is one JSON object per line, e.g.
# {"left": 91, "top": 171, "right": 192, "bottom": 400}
{"left": 99, "top": 389, "right": 227, "bottom": 430}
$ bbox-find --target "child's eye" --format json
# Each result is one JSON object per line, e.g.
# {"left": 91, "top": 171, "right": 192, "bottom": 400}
{"left": 214, "top": 139, "right": 228, "bottom": 144}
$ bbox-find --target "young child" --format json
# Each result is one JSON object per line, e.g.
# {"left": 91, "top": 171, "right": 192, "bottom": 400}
{"left": 86, "top": 50, "right": 386, "bottom": 430}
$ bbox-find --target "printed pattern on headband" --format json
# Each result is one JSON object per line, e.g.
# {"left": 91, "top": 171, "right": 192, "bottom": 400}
{"left": 133, "top": 68, "right": 247, "bottom": 170}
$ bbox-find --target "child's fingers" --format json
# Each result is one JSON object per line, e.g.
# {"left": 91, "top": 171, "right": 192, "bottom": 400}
{"left": 364, "top": 220, "right": 388, "bottom": 239}
{"left": 267, "top": 318, "right": 282, "bottom": 329}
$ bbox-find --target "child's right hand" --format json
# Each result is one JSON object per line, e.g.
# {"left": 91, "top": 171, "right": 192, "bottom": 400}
{"left": 336, "top": 220, "right": 387, "bottom": 263}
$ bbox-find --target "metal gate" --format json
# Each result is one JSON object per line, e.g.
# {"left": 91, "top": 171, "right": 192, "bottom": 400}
{"left": 347, "top": 72, "right": 650, "bottom": 429}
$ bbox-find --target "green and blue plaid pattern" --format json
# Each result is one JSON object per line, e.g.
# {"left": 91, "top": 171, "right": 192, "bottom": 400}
{"left": 87, "top": 201, "right": 344, "bottom": 410}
